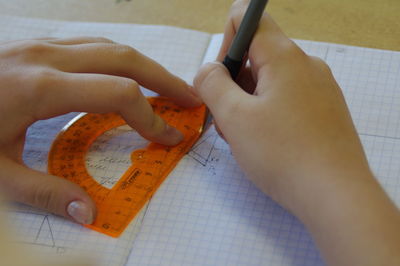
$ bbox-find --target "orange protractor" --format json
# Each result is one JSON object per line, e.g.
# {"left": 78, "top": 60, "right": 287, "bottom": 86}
{"left": 48, "top": 97, "right": 206, "bottom": 237}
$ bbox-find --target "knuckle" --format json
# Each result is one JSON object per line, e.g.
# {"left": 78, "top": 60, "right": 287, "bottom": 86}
{"left": 310, "top": 56, "right": 332, "bottom": 73}
{"left": 12, "top": 68, "right": 60, "bottom": 109}
{"left": 113, "top": 44, "right": 139, "bottom": 60}
{"left": 18, "top": 40, "right": 54, "bottom": 60}
{"left": 28, "top": 69, "right": 61, "bottom": 119}
{"left": 230, "top": 0, "right": 248, "bottom": 23}
{"left": 197, "top": 63, "right": 226, "bottom": 90}
{"left": 194, "top": 63, "right": 218, "bottom": 89}
{"left": 281, "top": 40, "right": 306, "bottom": 59}
{"left": 118, "top": 79, "right": 141, "bottom": 105}
{"left": 32, "top": 183, "right": 57, "bottom": 212}
{"left": 29, "top": 68, "right": 60, "bottom": 98}
{"left": 266, "top": 40, "right": 308, "bottom": 65}
{"left": 230, "top": 0, "right": 248, "bottom": 15}
{"left": 89, "top": 36, "right": 113, "bottom": 43}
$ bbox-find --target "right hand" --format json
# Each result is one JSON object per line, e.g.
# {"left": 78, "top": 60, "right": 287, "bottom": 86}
{"left": 193, "top": 1, "right": 370, "bottom": 212}
{"left": 194, "top": 2, "right": 400, "bottom": 266}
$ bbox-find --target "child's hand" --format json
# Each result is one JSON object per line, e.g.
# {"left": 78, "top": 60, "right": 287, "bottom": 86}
{"left": 0, "top": 37, "right": 201, "bottom": 224}
{"left": 194, "top": 1, "right": 400, "bottom": 265}
{"left": 194, "top": 0, "right": 369, "bottom": 214}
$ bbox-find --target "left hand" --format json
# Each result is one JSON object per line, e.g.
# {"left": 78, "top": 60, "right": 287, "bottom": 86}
{"left": 0, "top": 37, "right": 201, "bottom": 224}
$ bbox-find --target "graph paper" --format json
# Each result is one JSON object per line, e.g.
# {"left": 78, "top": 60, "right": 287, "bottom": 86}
{"left": 0, "top": 15, "right": 399, "bottom": 266}
{"left": 126, "top": 36, "right": 400, "bottom": 266}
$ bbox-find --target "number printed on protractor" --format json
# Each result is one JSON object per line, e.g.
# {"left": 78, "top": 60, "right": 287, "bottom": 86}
{"left": 48, "top": 97, "right": 207, "bottom": 237}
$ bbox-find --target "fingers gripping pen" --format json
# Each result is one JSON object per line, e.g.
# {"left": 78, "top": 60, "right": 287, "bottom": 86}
{"left": 222, "top": 0, "right": 269, "bottom": 79}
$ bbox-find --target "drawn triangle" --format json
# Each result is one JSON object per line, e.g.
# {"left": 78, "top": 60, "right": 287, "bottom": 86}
{"left": 35, "top": 216, "right": 55, "bottom": 247}
{"left": 188, "top": 132, "right": 218, "bottom": 166}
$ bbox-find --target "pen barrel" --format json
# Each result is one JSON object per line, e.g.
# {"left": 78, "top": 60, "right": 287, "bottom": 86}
{"left": 223, "top": 56, "right": 242, "bottom": 79}
{"left": 227, "top": 0, "right": 268, "bottom": 61}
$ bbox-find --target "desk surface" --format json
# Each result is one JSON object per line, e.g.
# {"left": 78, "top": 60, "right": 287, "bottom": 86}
{"left": 0, "top": 0, "right": 399, "bottom": 51}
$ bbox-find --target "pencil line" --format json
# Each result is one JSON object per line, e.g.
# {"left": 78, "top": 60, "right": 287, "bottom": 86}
{"left": 359, "top": 132, "right": 400, "bottom": 141}
{"left": 34, "top": 216, "right": 46, "bottom": 242}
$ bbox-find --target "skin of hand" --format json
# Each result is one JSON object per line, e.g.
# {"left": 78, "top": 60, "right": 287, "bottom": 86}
{"left": 0, "top": 37, "right": 201, "bottom": 225}
{"left": 193, "top": 1, "right": 400, "bottom": 265}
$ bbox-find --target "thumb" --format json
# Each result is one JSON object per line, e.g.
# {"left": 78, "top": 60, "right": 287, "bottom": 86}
{"left": 0, "top": 157, "right": 96, "bottom": 224}
{"left": 193, "top": 62, "right": 248, "bottom": 122}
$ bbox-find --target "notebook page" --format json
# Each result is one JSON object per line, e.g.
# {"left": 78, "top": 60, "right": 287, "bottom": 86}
{"left": 0, "top": 15, "right": 211, "bottom": 266}
{"left": 126, "top": 36, "right": 400, "bottom": 265}
{"left": 2, "top": 14, "right": 400, "bottom": 266}
{"left": 324, "top": 42, "right": 400, "bottom": 203}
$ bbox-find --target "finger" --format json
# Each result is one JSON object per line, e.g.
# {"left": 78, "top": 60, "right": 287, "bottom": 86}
{"left": 193, "top": 62, "right": 249, "bottom": 123}
{"left": 221, "top": 0, "right": 303, "bottom": 81}
{"left": 50, "top": 43, "right": 202, "bottom": 108}
{"left": 216, "top": 13, "right": 236, "bottom": 62}
{"left": 217, "top": 0, "right": 250, "bottom": 61}
{"left": 0, "top": 37, "right": 56, "bottom": 45}
{"left": 0, "top": 157, "right": 95, "bottom": 224}
{"left": 46, "top": 37, "right": 115, "bottom": 45}
{"left": 31, "top": 71, "right": 184, "bottom": 146}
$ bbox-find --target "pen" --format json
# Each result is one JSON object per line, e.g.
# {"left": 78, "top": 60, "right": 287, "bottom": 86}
{"left": 202, "top": 0, "right": 268, "bottom": 134}
{"left": 222, "top": 0, "right": 269, "bottom": 79}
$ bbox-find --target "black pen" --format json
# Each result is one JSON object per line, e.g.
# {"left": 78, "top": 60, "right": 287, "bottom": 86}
{"left": 202, "top": 0, "right": 268, "bottom": 134}
{"left": 222, "top": 0, "right": 269, "bottom": 79}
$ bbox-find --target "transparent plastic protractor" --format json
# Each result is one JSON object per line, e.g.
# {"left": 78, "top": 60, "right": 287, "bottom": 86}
{"left": 85, "top": 125, "right": 149, "bottom": 189}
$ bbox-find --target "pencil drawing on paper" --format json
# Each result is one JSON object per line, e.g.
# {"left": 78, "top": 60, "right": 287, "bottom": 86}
{"left": 9, "top": 209, "right": 67, "bottom": 254}
{"left": 188, "top": 132, "right": 219, "bottom": 167}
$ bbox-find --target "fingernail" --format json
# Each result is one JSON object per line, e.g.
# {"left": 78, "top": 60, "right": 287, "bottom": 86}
{"left": 165, "top": 124, "right": 184, "bottom": 143}
{"left": 67, "top": 200, "right": 93, "bottom": 224}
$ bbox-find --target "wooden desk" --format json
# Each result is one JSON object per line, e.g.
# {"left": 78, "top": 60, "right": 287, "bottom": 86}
{"left": 0, "top": 0, "right": 399, "bottom": 51}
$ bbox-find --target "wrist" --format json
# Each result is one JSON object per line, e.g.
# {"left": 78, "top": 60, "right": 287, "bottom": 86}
{"left": 284, "top": 167, "right": 400, "bottom": 266}
{"left": 290, "top": 167, "right": 377, "bottom": 222}
{"left": 268, "top": 141, "right": 375, "bottom": 216}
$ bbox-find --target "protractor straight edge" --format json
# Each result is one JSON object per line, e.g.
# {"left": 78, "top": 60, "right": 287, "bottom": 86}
{"left": 48, "top": 97, "right": 207, "bottom": 237}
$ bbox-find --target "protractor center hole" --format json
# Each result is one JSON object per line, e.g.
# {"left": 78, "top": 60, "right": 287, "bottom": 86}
{"left": 86, "top": 125, "right": 149, "bottom": 189}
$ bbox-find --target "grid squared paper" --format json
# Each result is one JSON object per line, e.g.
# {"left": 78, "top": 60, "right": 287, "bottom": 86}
{"left": 324, "top": 43, "right": 400, "bottom": 204}
{"left": 127, "top": 38, "right": 400, "bottom": 266}
{"left": 0, "top": 15, "right": 399, "bottom": 266}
